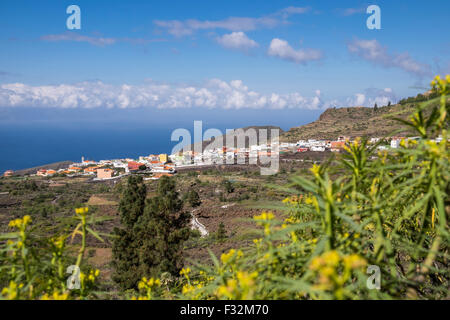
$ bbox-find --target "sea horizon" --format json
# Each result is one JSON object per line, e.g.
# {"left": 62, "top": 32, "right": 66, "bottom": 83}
{"left": 0, "top": 107, "right": 320, "bottom": 173}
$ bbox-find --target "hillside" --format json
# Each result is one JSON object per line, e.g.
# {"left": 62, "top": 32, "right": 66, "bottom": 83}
{"left": 181, "top": 125, "right": 283, "bottom": 153}
{"left": 14, "top": 160, "right": 74, "bottom": 176}
{"left": 281, "top": 96, "right": 441, "bottom": 142}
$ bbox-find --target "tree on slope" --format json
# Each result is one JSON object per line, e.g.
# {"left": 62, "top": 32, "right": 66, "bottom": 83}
{"left": 186, "top": 189, "right": 201, "bottom": 208}
{"left": 112, "top": 175, "right": 190, "bottom": 289}
{"left": 112, "top": 175, "right": 147, "bottom": 289}
{"left": 137, "top": 176, "right": 191, "bottom": 278}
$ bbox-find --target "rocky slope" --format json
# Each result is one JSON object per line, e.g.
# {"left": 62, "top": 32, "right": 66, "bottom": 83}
{"left": 281, "top": 102, "right": 430, "bottom": 142}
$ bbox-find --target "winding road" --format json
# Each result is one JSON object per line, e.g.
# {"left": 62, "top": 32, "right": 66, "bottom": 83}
{"left": 190, "top": 209, "right": 209, "bottom": 237}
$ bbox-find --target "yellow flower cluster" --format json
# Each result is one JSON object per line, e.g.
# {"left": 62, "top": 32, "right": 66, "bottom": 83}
{"left": 216, "top": 271, "right": 258, "bottom": 300}
{"left": 310, "top": 163, "right": 321, "bottom": 177}
{"left": 131, "top": 296, "right": 149, "bottom": 300}
{"left": 80, "top": 269, "right": 100, "bottom": 288}
{"left": 220, "top": 249, "right": 243, "bottom": 265}
{"left": 431, "top": 74, "right": 449, "bottom": 95}
{"left": 282, "top": 195, "right": 303, "bottom": 206}
{"left": 181, "top": 282, "right": 204, "bottom": 299}
{"left": 40, "top": 290, "right": 69, "bottom": 300}
{"left": 399, "top": 138, "right": 418, "bottom": 149}
{"left": 377, "top": 150, "right": 388, "bottom": 165}
{"left": 50, "top": 236, "right": 66, "bottom": 257}
{"left": 8, "top": 215, "right": 32, "bottom": 231}
{"left": 179, "top": 269, "right": 214, "bottom": 299}
{"left": 252, "top": 238, "right": 262, "bottom": 246}
{"left": 309, "top": 250, "right": 366, "bottom": 298}
{"left": 198, "top": 270, "right": 214, "bottom": 282}
{"left": 133, "top": 277, "right": 162, "bottom": 300}
{"left": 1, "top": 281, "right": 23, "bottom": 300}
{"left": 51, "top": 236, "right": 65, "bottom": 249}
{"left": 343, "top": 137, "right": 361, "bottom": 154}
{"left": 254, "top": 212, "right": 275, "bottom": 236}
{"left": 253, "top": 211, "right": 274, "bottom": 221}
{"left": 179, "top": 267, "right": 191, "bottom": 279}
{"left": 303, "top": 194, "right": 319, "bottom": 213}
{"left": 284, "top": 216, "right": 299, "bottom": 225}
{"left": 303, "top": 194, "right": 315, "bottom": 205}
{"left": 6, "top": 239, "right": 19, "bottom": 258}
{"left": 425, "top": 139, "right": 446, "bottom": 158}
{"left": 75, "top": 207, "right": 89, "bottom": 216}
{"left": 138, "top": 277, "right": 161, "bottom": 290}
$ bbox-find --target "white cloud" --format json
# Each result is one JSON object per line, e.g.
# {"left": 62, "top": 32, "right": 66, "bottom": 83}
{"left": 154, "top": 17, "right": 278, "bottom": 37}
{"left": 0, "top": 80, "right": 402, "bottom": 111}
{"left": 339, "top": 7, "right": 365, "bottom": 16}
{"left": 216, "top": 32, "right": 259, "bottom": 52}
{"left": 346, "top": 87, "right": 397, "bottom": 107}
{"left": 41, "top": 33, "right": 116, "bottom": 46}
{"left": 0, "top": 79, "right": 324, "bottom": 110}
{"left": 278, "top": 6, "right": 310, "bottom": 18}
{"left": 268, "top": 38, "right": 322, "bottom": 64}
{"left": 352, "top": 93, "right": 366, "bottom": 106}
{"left": 154, "top": 7, "right": 310, "bottom": 37}
{"left": 347, "top": 38, "right": 431, "bottom": 77}
{"left": 40, "top": 32, "right": 166, "bottom": 46}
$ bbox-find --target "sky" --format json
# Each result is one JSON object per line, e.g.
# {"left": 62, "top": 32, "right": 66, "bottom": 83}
{"left": 0, "top": 0, "right": 449, "bottom": 129}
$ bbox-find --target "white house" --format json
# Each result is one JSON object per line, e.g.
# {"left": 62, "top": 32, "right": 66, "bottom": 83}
{"left": 311, "top": 146, "right": 325, "bottom": 152}
{"left": 390, "top": 139, "right": 401, "bottom": 149}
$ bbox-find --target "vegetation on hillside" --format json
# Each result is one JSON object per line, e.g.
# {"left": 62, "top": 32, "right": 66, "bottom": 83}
{"left": 281, "top": 88, "right": 445, "bottom": 142}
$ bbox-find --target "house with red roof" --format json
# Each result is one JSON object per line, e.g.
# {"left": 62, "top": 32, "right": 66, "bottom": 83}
{"left": 128, "top": 161, "right": 145, "bottom": 172}
{"left": 330, "top": 141, "right": 346, "bottom": 152}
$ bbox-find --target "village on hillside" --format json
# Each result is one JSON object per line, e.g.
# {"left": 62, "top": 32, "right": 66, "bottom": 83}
{"left": 3, "top": 134, "right": 443, "bottom": 179}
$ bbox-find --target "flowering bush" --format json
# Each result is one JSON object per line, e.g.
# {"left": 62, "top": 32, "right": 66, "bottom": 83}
{"left": 0, "top": 208, "right": 102, "bottom": 300}
{"left": 168, "top": 75, "right": 449, "bottom": 300}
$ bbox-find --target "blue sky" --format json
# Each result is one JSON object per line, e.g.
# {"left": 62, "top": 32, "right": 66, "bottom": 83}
{"left": 0, "top": 0, "right": 449, "bottom": 126}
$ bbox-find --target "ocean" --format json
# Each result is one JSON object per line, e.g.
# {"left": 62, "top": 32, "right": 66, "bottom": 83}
{"left": 0, "top": 125, "right": 176, "bottom": 173}
{"left": 0, "top": 107, "right": 322, "bottom": 173}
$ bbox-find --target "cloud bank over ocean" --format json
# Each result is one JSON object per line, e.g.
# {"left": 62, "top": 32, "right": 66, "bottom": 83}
{"left": 0, "top": 79, "right": 397, "bottom": 110}
{"left": 0, "top": 79, "right": 325, "bottom": 110}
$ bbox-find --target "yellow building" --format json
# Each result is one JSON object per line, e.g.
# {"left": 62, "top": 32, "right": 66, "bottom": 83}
{"left": 159, "top": 153, "right": 168, "bottom": 163}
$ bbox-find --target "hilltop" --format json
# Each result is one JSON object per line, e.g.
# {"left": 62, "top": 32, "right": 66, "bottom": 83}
{"left": 281, "top": 92, "right": 442, "bottom": 142}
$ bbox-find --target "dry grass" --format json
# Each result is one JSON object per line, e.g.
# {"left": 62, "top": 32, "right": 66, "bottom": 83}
{"left": 87, "top": 195, "right": 118, "bottom": 206}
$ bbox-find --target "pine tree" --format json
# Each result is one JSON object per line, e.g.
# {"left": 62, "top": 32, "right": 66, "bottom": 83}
{"left": 138, "top": 176, "right": 190, "bottom": 278}
{"left": 112, "top": 175, "right": 190, "bottom": 289}
{"left": 186, "top": 190, "right": 201, "bottom": 207}
{"left": 216, "top": 222, "right": 227, "bottom": 241}
{"left": 112, "top": 175, "right": 147, "bottom": 289}
{"left": 374, "top": 103, "right": 378, "bottom": 111}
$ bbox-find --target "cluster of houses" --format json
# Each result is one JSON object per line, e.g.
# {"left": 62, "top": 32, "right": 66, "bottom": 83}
{"left": 2, "top": 135, "right": 445, "bottom": 178}
{"left": 167, "top": 134, "right": 446, "bottom": 167}
{"left": 169, "top": 144, "right": 278, "bottom": 166}
{"left": 168, "top": 137, "right": 352, "bottom": 166}
{"left": 2, "top": 154, "right": 175, "bottom": 180}
{"left": 290, "top": 136, "right": 350, "bottom": 153}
